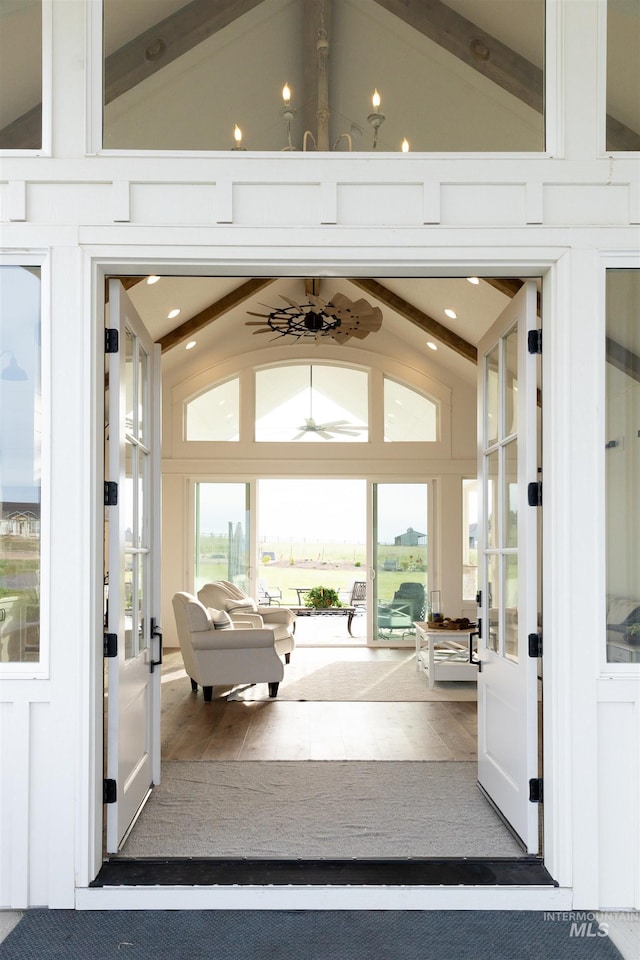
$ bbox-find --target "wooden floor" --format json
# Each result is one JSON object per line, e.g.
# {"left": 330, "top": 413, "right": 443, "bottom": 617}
{"left": 161, "top": 648, "right": 477, "bottom": 762}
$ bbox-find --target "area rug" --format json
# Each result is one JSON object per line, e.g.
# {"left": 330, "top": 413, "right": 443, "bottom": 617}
{"left": 121, "top": 761, "right": 521, "bottom": 859}
{"left": 229, "top": 656, "right": 477, "bottom": 702}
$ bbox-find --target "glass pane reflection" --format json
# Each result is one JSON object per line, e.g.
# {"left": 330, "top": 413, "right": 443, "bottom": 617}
{"left": 0, "top": 266, "right": 41, "bottom": 663}
{"left": 505, "top": 554, "right": 519, "bottom": 661}
{"left": 487, "top": 554, "right": 500, "bottom": 653}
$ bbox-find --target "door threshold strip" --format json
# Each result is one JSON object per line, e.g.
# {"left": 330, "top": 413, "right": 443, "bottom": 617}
{"left": 93, "top": 857, "right": 556, "bottom": 887}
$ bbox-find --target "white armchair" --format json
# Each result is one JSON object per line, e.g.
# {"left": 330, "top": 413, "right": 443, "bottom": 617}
{"left": 172, "top": 591, "right": 285, "bottom": 700}
{"left": 197, "top": 581, "right": 295, "bottom": 663}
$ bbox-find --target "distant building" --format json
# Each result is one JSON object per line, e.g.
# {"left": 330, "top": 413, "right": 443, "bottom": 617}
{"left": 394, "top": 527, "right": 426, "bottom": 547}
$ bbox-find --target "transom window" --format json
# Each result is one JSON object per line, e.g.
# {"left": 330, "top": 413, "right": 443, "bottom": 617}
{"left": 103, "top": 0, "right": 545, "bottom": 153}
{"left": 183, "top": 362, "right": 439, "bottom": 444}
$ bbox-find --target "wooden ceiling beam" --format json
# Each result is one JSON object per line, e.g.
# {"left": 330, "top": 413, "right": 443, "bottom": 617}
{"left": 373, "top": 0, "right": 543, "bottom": 111}
{"left": 371, "top": 0, "right": 640, "bottom": 150}
{"left": 350, "top": 278, "right": 477, "bottom": 364}
{"left": 104, "top": 0, "right": 266, "bottom": 104}
{"left": 157, "top": 277, "right": 276, "bottom": 352}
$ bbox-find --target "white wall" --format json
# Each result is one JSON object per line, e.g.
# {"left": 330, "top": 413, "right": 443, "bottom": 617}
{"left": 0, "top": 0, "right": 638, "bottom": 912}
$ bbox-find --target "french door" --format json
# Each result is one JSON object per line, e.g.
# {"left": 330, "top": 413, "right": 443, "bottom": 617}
{"left": 476, "top": 280, "right": 540, "bottom": 852}
{"left": 105, "top": 280, "right": 162, "bottom": 853}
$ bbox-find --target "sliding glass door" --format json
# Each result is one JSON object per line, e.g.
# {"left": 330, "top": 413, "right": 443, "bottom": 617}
{"left": 194, "top": 482, "right": 250, "bottom": 593}
{"left": 372, "top": 483, "right": 429, "bottom": 644}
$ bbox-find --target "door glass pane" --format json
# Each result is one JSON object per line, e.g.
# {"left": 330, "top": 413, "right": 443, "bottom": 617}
{"left": 124, "top": 329, "right": 134, "bottom": 437}
{"left": 606, "top": 269, "right": 640, "bottom": 663}
{"left": 137, "top": 449, "right": 147, "bottom": 549}
{"left": 504, "top": 439, "right": 518, "bottom": 548}
{"left": 504, "top": 554, "right": 519, "bottom": 661}
{"left": 374, "top": 483, "right": 428, "bottom": 642}
{"left": 124, "top": 553, "right": 134, "bottom": 659}
{"left": 486, "top": 450, "right": 499, "bottom": 549}
{"left": 124, "top": 443, "right": 134, "bottom": 548}
{"left": 195, "top": 483, "right": 250, "bottom": 593}
{"left": 487, "top": 554, "right": 499, "bottom": 653}
{"left": 0, "top": 0, "right": 42, "bottom": 149}
{"left": 138, "top": 344, "right": 147, "bottom": 444}
{"left": 486, "top": 346, "right": 499, "bottom": 445}
{"left": 462, "top": 479, "right": 478, "bottom": 602}
{"left": 103, "top": 0, "right": 544, "bottom": 152}
{"left": 136, "top": 553, "right": 148, "bottom": 653}
{"left": 504, "top": 326, "right": 518, "bottom": 438}
{"left": 606, "top": 0, "right": 640, "bottom": 151}
{"left": 0, "top": 266, "right": 42, "bottom": 663}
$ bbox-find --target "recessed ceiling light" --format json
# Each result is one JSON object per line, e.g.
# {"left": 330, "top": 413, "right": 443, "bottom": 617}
{"left": 467, "top": 277, "right": 480, "bottom": 285}
{"left": 168, "top": 308, "right": 180, "bottom": 319}
{"left": 146, "top": 275, "right": 160, "bottom": 285}
{"left": 444, "top": 308, "right": 457, "bottom": 319}
{"left": 185, "top": 340, "right": 196, "bottom": 350}
{"left": 427, "top": 341, "right": 438, "bottom": 351}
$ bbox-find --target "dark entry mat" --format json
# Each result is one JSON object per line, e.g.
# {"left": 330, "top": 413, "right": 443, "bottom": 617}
{"left": 93, "top": 856, "right": 555, "bottom": 887}
{"left": 0, "top": 909, "right": 623, "bottom": 960}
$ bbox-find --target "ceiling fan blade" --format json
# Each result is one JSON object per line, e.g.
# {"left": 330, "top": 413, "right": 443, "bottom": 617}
{"left": 318, "top": 430, "right": 334, "bottom": 440}
{"left": 291, "top": 430, "right": 306, "bottom": 440}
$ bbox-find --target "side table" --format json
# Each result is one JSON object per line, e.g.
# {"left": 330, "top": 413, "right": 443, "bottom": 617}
{"left": 414, "top": 622, "right": 479, "bottom": 689}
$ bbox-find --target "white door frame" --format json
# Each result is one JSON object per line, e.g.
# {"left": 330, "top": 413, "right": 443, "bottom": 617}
{"left": 82, "top": 249, "right": 571, "bottom": 905}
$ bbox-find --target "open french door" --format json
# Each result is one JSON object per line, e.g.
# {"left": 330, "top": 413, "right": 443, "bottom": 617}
{"left": 105, "top": 279, "right": 162, "bottom": 853}
{"left": 476, "top": 280, "right": 540, "bottom": 853}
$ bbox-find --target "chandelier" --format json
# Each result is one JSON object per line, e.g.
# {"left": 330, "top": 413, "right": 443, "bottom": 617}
{"left": 246, "top": 291, "right": 383, "bottom": 344}
{"left": 231, "top": 1, "right": 410, "bottom": 154}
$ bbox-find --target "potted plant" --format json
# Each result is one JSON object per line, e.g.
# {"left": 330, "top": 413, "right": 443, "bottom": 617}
{"left": 304, "top": 586, "right": 343, "bottom": 609}
{"left": 627, "top": 623, "right": 640, "bottom": 645}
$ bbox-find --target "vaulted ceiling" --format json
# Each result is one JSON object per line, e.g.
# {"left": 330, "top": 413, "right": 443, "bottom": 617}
{"left": 2, "top": 0, "right": 638, "bottom": 150}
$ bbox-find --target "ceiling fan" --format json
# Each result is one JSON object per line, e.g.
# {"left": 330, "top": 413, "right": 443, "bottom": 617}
{"left": 292, "top": 367, "right": 366, "bottom": 440}
{"left": 246, "top": 285, "right": 383, "bottom": 343}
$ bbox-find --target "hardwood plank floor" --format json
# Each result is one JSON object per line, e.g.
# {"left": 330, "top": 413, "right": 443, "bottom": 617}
{"left": 161, "top": 648, "right": 477, "bottom": 762}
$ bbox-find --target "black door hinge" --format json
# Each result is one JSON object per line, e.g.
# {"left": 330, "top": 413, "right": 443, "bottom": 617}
{"left": 105, "top": 329, "right": 119, "bottom": 354}
{"left": 528, "top": 329, "right": 542, "bottom": 354}
{"left": 528, "top": 481, "right": 542, "bottom": 507}
{"left": 103, "top": 779, "right": 117, "bottom": 804}
{"left": 104, "top": 633, "right": 117, "bottom": 658}
{"left": 104, "top": 481, "right": 118, "bottom": 506}
{"left": 528, "top": 632, "right": 543, "bottom": 658}
{"left": 529, "top": 778, "right": 543, "bottom": 803}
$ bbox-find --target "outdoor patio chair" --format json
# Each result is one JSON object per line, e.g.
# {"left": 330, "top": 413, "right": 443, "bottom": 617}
{"left": 377, "top": 581, "right": 426, "bottom": 637}
{"left": 258, "top": 580, "right": 282, "bottom": 605}
{"left": 348, "top": 580, "right": 367, "bottom": 613}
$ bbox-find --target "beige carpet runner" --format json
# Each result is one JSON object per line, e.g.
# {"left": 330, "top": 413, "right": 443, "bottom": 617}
{"left": 228, "top": 655, "right": 477, "bottom": 702}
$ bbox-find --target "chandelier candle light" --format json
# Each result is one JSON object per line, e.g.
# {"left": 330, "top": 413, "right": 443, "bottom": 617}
{"left": 277, "top": 82, "right": 388, "bottom": 151}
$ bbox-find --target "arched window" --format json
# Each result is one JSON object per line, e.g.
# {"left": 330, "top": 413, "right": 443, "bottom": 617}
{"left": 255, "top": 364, "right": 368, "bottom": 442}
{"left": 183, "top": 363, "right": 441, "bottom": 443}
{"left": 185, "top": 378, "right": 239, "bottom": 441}
{"left": 383, "top": 378, "right": 438, "bottom": 442}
